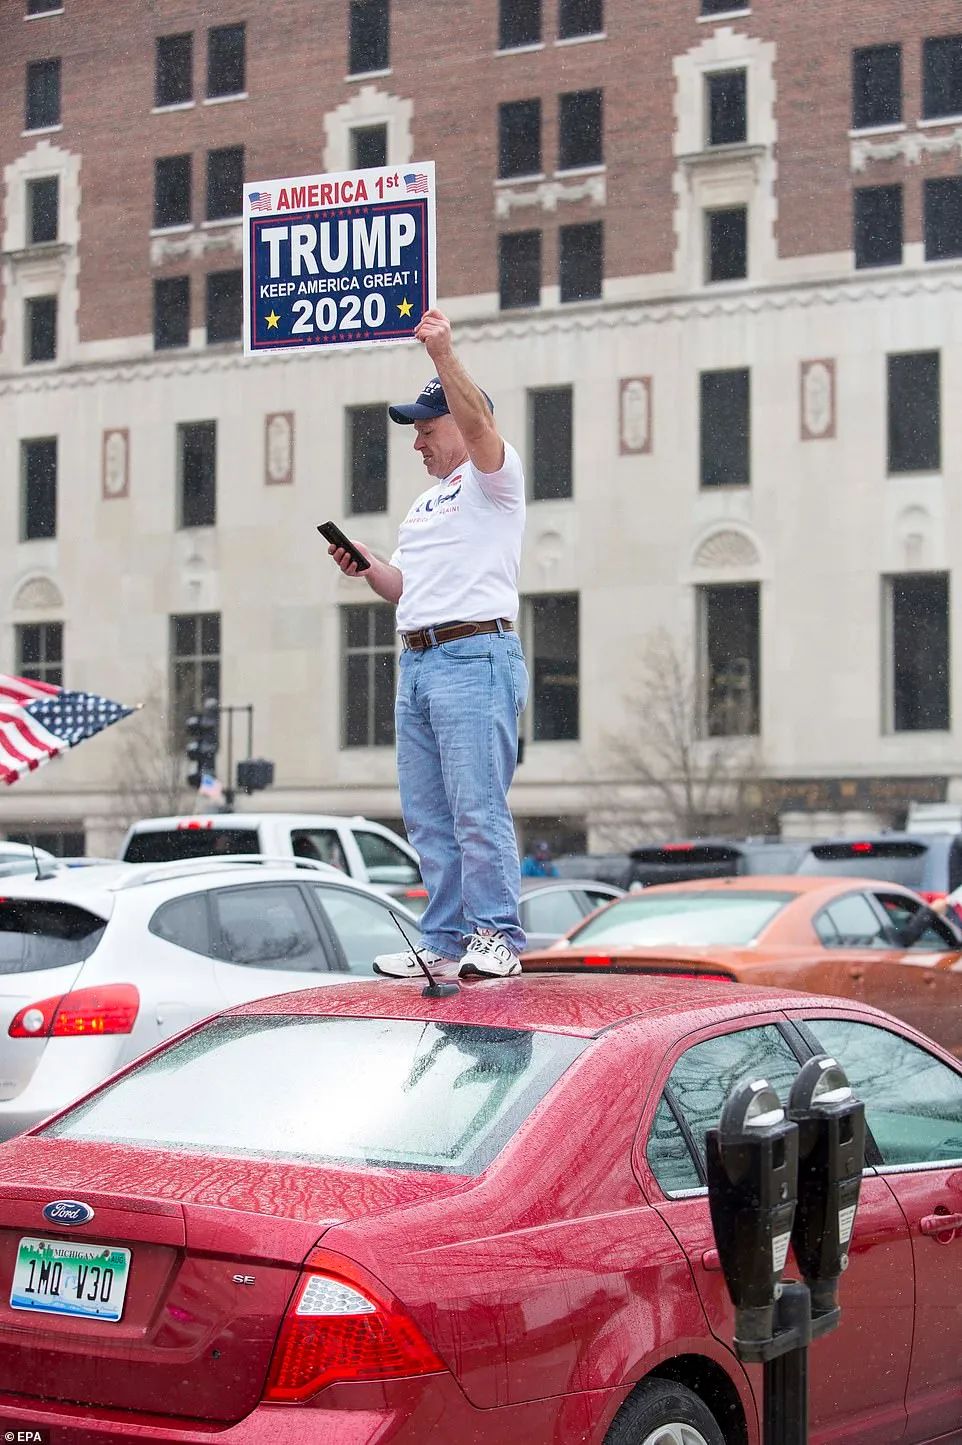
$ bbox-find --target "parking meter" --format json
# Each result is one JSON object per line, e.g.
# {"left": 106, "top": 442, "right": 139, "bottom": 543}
{"left": 788, "top": 1054, "right": 865, "bottom": 1320}
{"left": 706, "top": 1077, "right": 799, "bottom": 1348}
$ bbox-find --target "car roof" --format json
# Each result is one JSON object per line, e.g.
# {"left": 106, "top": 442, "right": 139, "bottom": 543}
{"left": 520, "top": 877, "right": 621, "bottom": 894}
{"left": 225, "top": 972, "right": 870, "bottom": 1039}
{"left": 620, "top": 874, "right": 919, "bottom": 898}
{"left": 125, "top": 813, "right": 384, "bottom": 831}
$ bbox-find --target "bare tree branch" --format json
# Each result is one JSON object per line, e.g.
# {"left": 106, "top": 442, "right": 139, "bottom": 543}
{"left": 108, "top": 669, "right": 190, "bottom": 830}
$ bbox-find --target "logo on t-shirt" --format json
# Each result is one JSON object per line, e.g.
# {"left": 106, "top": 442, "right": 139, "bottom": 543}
{"left": 408, "top": 475, "right": 462, "bottom": 521}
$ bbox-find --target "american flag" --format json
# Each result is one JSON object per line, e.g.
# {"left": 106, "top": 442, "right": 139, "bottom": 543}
{"left": 0, "top": 674, "right": 134, "bottom": 787}
{"left": 404, "top": 172, "right": 429, "bottom": 196}
{"left": 249, "top": 191, "right": 273, "bottom": 213}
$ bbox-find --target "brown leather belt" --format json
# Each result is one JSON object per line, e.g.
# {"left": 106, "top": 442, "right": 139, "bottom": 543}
{"left": 400, "top": 619, "right": 514, "bottom": 652}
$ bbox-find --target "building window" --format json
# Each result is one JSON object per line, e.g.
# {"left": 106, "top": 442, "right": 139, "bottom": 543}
{"left": 498, "top": 98, "right": 542, "bottom": 178}
{"left": 524, "top": 594, "right": 579, "bottom": 741}
{"left": 854, "top": 184, "right": 902, "bottom": 268}
{"left": 27, "top": 1, "right": 63, "bottom": 13}
{"left": 156, "top": 33, "right": 192, "bottom": 107}
{"left": 20, "top": 438, "right": 57, "bottom": 541}
{"left": 16, "top": 622, "right": 63, "bottom": 687}
{"left": 25, "top": 57, "right": 60, "bottom": 130}
{"left": 559, "top": 0, "right": 603, "bottom": 39}
{"left": 560, "top": 221, "right": 603, "bottom": 302}
{"left": 206, "top": 146, "right": 243, "bottom": 220}
{"left": 701, "top": 0, "right": 742, "bottom": 11}
{"left": 851, "top": 45, "right": 902, "bottom": 130}
{"left": 350, "top": 124, "right": 387, "bottom": 169}
{"left": 558, "top": 89, "right": 603, "bottom": 170}
{"left": 26, "top": 177, "right": 58, "bottom": 244}
{"left": 528, "top": 388, "right": 573, "bottom": 500}
{"left": 154, "top": 277, "right": 190, "bottom": 350}
{"left": 207, "top": 22, "right": 245, "bottom": 98}
{"left": 888, "top": 352, "right": 940, "bottom": 473}
{"left": 341, "top": 605, "right": 395, "bottom": 748}
{"left": 887, "top": 574, "right": 950, "bottom": 732}
{"left": 924, "top": 176, "right": 962, "bottom": 261}
{"left": 170, "top": 614, "right": 220, "bottom": 743}
{"left": 701, "top": 369, "right": 750, "bottom": 487}
{"left": 205, "top": 270, "right": 242, "bottom": 343}
{"left": 178, "top": 421, "right": 217, "bottom": 528}
{"left": 499, "top": 230, "right": 541, "bottom": 309}
{"left": 6, "top": 830, "right": 86, "bottom": 858}
{"left": 346, "top": 405, "right": 388, "bottom": 514}
{"left": 923, "top": 35, "right": 962, "bottom": 120}
{"left": 25, "top": 296, "right": 57, "bottom": 364}
{"left": 706, "top": 206, "right": 747, "bottom": 282}
{"left": 349, "top": 0, "right": 389, "bottom": 75}
{"left": 700, "top": 584, "right": 760, "bottom": 737}
{"left": 500, "top": 0, "right": 540, "bottom": 49}
{"left": 154, "top": 154, "right": 191, "bottom": 228}
{"left": 706, "top": 69, "right": 747, "bottom": 145}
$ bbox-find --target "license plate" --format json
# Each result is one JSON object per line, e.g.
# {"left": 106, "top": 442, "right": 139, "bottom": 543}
{"left": 10, "top": 1236, "right": 130, "bottom": 1322}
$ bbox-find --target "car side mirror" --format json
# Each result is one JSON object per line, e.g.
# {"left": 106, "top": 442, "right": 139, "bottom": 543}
{"left": 898, "top": 907, "right": 939, "bottom": 948}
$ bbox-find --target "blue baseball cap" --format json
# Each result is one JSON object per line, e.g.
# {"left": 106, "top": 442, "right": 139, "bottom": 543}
{"left": 389, "top": 376, "right": 494, "bottom": 424}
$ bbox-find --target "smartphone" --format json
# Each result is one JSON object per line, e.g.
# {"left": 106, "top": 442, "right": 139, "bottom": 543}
{"left": 317, "top": 521, "right": 371, "bottom": 572}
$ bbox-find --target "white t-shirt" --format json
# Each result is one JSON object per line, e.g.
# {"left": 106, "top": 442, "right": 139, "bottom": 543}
{"left": 391, "top": 442, "right": 526, "bottom": 632}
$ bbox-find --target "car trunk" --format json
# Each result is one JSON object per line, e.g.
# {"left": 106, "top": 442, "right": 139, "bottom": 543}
{"left": 0, "top": 1139, "right": 469, "bottom": 1423}
{"left": 523, "top": 946, "right": 739, "bottom": 980}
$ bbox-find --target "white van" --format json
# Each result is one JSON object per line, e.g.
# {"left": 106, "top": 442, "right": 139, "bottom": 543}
{"left": 119, "top": 813, "right": 420, "bottom": 889}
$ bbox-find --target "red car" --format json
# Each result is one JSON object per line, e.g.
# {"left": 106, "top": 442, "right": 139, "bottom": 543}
{"left": 0, "top": 975, "right": 959, "bottom": 1444}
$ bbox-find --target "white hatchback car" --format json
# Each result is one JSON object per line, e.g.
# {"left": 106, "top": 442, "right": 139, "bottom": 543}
{"left": 0, "top": 859, "right": 422, "bottom": 1139}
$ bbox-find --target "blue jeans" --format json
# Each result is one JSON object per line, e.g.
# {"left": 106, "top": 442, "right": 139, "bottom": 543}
{"left": 396, "top": 630, "right": 529, "bottom": 958}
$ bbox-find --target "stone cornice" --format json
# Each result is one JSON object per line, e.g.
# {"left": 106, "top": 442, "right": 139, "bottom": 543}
{"left": 1, "top": 264, "right": 960, "bottom": 393}
{"left": 851, "top": 125, "right": 962, "bottom": 171}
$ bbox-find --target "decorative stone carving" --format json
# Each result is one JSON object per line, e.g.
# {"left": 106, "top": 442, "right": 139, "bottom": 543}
{"left": 494, "top": 173, "right": 606, "bottom": 218}
{"left": 619, "top": 377, "right": 652, "bottom": 455}
{"left": 102, "top": 427, "right": 129, "bottom": 498}
{"left": 323, "top": 85, "right": 413, "bottom": 172}
{"left": 12, "top": 576, "right": 64, "bottom": 612}
{"left": 149, "top": 225, "right": 242, "bottom": 266}
{"left": 851, "top": 126, "right": 962, "bottom": 172}
{"left": 693, "top": 530, "right": 761, "bottom": 570}
{"left": 533, "top": 529, "right": 565, "bottom": 574}
{"left": 897, "top": 505, "right": 930, "bottom": 570}
{"left": 265, "top": 412, "right": 294, "bottom": 485}
{"left": 800, "top": 359, "right": 835, "bottom": 441}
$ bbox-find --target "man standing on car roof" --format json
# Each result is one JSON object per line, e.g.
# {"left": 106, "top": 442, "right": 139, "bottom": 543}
{"left": 327, "top": 307, "right": 528, "bottom": 979}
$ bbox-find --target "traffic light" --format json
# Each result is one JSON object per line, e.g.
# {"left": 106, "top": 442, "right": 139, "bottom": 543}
{"left": 185, "top": 700, "right": 219, "bottom": 790}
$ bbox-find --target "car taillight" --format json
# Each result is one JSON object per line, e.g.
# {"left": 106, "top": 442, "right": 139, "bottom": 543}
{"left": 850, "top": 842, "right": 874, "bottom": 854}
{"left": 581, "top": 953, "right": 612, "bottom": 967}
{"left": 264, "top": 1250, "right": 445, "bottom": 1403}
{"left": 918, "top": 891, "right": 945, "bottom": 905}
{"left": 8, "top": 984, "right": 139, "bottom": 1039}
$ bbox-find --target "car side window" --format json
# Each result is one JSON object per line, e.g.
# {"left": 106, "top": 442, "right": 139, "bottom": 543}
{"left": 291, "top": 829, "right": 348, "bottom": 872}
{"left": 646, "top": 1095, "right": 702, "bottom": 1195}
{"left": 148, "top": 895, "right": 212, "bottom": 957}
{"left": 805, "top": 1018, "right": 962, "bottom": 1166}
{"left": 521, "top": 887, "right": 584, "bottom": 938}
{"left": 665, "top": 1025, "right": 802, "bottom": 1172}
{"left": 354, "top": 831, "right": 420, "bottom": 885}
{"left": 311, "top": 886, "right": 422, "bottom": 974}
{"left": 211, "top": 885, "right": 330, "bottom": 971}
{"left": 873, "top": 893, "right": 958, "bottom": 951}
{"left": 813, "top": 893, "right": 890, "bottom": 949}
{"left": 584, "top": 889, "right": 616, "bottom": 913}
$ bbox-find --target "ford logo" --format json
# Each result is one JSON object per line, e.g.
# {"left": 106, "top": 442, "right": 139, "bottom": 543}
{"left": 41, "top": 1200, "right": 95, "bottom": 1227}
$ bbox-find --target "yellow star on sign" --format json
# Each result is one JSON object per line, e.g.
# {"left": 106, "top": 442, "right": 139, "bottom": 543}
{"left": 265, "top": 310, "right": 280, "bottom": 329}
{"left": 397, "top": 298, "right": 413, "bottom": 318}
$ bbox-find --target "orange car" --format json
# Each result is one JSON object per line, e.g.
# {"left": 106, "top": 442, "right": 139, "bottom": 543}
{"left": 523, "top": 875, "right": 962, "bottom": 1057}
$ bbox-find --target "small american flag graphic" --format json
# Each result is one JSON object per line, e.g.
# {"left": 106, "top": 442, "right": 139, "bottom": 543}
{"left": 0, "top": 674, "right": 134, "bottom": 786}
{"left": 404, "top": 172, "right": 429, "bottom": 196}
{"left": 249, "top": 191, "right": 273, "bottom": 213}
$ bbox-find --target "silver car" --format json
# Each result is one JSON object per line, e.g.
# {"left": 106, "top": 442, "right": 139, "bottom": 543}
{"left": 0, "top": 858, "right": 422, "bottom": 1139}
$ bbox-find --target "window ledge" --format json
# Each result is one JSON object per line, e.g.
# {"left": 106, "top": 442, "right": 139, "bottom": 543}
{"left": 22, "top": 124, "right": 62, "bottom": 138}
{"left": 918, "top": 113, "right": 962, "bottom": 129}
{"left": 558, "top": 293, "right": 603, "bottom": 308}
{"left": 152, "top": 100, "right": 196, "bottom": 114}
{"left": 203, "top": 92, "right": 249, "bottom": 106}
{"left": 495, "top": 172, "right": 547, "bottom": 187}
{"left": 697, "top": 7, "right": 751, "bottom": 20}
{"left": 344, "top": 68, "right": 392, "bottom": 83}
{"left": 555, "top": 32, "right": 607, "bottom": 46}
{"left": 554, "top": 163, "right": 606, "bottom": 178}
{"left": 923, "top": 253, "right": 962, "bottom": 267}
{"left": 24, "top": 6, "right": 64, "bottom": 16}
{"left": 679, "top": 142, "right": 766, "bottom": 168}
{"left": 3, "top": 242, "right": 69, "bottom": 263}
{"left": 204, "top": 338, "right": 242, "bottom": 349}
{"left": 854, "top": 258, "right": 904, "bottom": 272}
{"left": 150, "top": 224, "right": 194, "bottom": 237}
{"left": 495, "top": 42, "right": 545, "bottom": 55}
{"left": 201, "top": 217, "right": 242, "bottom": 229}
{"left": 886, "top": 469, "right": 943, "bottom": 481}
{"left": 849, "top": 122, "right": 906, "bottom": 138}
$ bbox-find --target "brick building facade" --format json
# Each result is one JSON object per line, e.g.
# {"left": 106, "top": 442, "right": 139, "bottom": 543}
{"left": 1, "top": 0, "right": 961, "bottom": 853}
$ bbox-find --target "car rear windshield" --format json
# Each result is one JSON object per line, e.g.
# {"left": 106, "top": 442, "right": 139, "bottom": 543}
{"left": 628, "top": 845, "right": 742, "bottom": 886}
{"left": 567, "top": 891, "right": 794, "bottom": 947}
{"left": 797, "top": 842, "right": 928, "bottom": 887}
{"left": 0, "top": 900, "right": 107, "bottom": 974}
{"left": 43, "top": 1015, "right": 586, "bottom": 1174}
{"left": 123, "top": 828, "right": 261, "bottom": 863}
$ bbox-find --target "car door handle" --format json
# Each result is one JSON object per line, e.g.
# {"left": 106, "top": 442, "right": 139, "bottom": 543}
{"left": 920, "top": 1212, "right": 962, "bottom": 1236}
{"left": 847, "top": 967, "right": 864, "bottom": 981}
{"left": 701, "top": 1248, "right": 721, "bottom": 1271}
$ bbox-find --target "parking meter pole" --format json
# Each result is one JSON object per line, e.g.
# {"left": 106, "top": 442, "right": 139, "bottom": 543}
{"left": 762, "top": 1283, "right": 810, "bottom": 1445}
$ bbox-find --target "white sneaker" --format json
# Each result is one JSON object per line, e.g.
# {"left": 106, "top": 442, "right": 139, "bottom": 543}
{"left": 459, "top": 930, "right": 521, "bottom": 977}
{"left": 373, "top": 948, "right": 457, "bottom": 979}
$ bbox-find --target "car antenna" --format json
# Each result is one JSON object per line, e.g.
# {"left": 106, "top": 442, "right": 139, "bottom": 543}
{"left": 390, "top": 912, "right": 459, "bottom": 998}
{"left": 29, "top": 840, "right": 41, "bottom": 881}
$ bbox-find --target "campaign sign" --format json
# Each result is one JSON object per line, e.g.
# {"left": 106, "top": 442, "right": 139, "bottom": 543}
{"left": 243, "top": 162, "right": 436, "bottom": 356}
